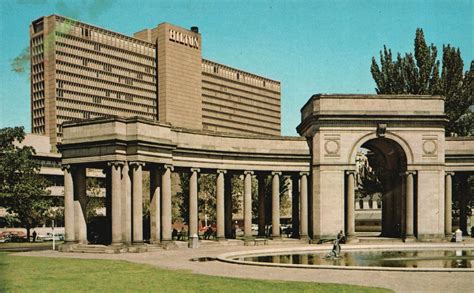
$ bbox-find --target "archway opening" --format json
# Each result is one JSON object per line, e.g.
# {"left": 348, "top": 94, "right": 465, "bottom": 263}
{"left": 354, "top": 138, "right": 407, "bottom": 238}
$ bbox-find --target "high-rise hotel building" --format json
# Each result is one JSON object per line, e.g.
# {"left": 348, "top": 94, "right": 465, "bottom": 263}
{"left": 30, "top": 15, "right": 281, "bottom": 148}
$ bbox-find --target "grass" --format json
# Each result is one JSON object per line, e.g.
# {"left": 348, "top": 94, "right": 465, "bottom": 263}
{"left": 0, "top": 252, "right": 392, "bottom": 292}
{"left": 0, "top": 241, "right": 64, "bottom": 248}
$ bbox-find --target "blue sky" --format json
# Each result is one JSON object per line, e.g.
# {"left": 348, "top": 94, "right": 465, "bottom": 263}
{"left": 0, "top": 0, "right": 472, "bottom": 135}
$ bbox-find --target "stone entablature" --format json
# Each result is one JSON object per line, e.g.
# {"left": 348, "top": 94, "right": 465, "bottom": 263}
{"left": 445, "top": 137, "right": 474, "bottom": 171}
{"left": 60, "top": 116, "right": 310, "bottom": 172}
{"left": 300, "top": 94, "right": 445, "bottom": 120}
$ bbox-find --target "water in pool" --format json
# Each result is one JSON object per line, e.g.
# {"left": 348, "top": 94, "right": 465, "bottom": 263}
{"left": 237, "top": 250, "right": 474, "bottom": 268}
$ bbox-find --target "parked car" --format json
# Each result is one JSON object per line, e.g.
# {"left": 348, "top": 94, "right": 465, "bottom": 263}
{"left": 0, "top": 236, "right": 11, "bottom": 243}
{"left": 37, "top": 233, "right": 62, "bottom": 241}
{"left": 9, "top": 234, "right": 28, "bottom": 242}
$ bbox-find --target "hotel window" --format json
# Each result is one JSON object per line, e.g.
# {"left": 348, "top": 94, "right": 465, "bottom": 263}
{"left": 33, "top": 20, "right": 44, "bottom": 33}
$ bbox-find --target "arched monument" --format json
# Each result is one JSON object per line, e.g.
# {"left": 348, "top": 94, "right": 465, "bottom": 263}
{"left": 297, "top": 94, "right": 447, "bottom": 242}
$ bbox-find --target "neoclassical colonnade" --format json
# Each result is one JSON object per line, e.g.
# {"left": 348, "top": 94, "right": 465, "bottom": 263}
{"left": 59, "top": 117, "right": 311, "bottom": 246}
{"left": 62, "top": 162, "right": 309, "bottom": 245}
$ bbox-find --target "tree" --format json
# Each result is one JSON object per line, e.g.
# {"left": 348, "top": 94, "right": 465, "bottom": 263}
{"left": 0, "top": 127, "right": 51, "bottom": 240}
{"left": 174, "top": 173, "right": 243, "bottom": 225}
{"left": 371, "top": 28, "right": 473, "bottom": 136}
{"left": 85, "top": 177, "right": 105, "bottom": 222}
{"left": 252, "top": 176, "right": 291, "bottom": 224}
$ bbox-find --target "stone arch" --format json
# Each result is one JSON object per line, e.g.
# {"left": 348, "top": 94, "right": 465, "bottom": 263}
{"left": 350, "top": 134, "right": 410, "bottom": 238}
{"left": 348, "top": 131, "right": 414, "bottom": 166}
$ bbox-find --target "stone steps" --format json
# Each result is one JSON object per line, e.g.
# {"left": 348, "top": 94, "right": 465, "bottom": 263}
{"left": 357, "top": 237, "right": 404, "bottom": 243}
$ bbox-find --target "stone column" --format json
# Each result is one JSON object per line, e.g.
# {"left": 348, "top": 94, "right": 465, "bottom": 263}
{"left": 271, "top": 171, "right": 281, "bottom": 238}
{"left": 291, "top": 175, "right": 300, "bottom": 238}
{"left": 131, "top": 162, "right": 144, "bottom": 244}
{"left": 224, "top": 174, "right": 233, "bottom": 238}
{"left": 62, "top": 165, "right": 75, "bottom": 243}
{"left": 459, "top": 173, "right": 469, "bottom": 236}
{"left": 400, "top": 174, "right": 406, "bottom": 238}
{"left": 405, "top": 171, "right": 415, "bottom": 239}
{"left": 216, "top": 170, "right": 226, "bottom": 240}
{"left": 300, "top": 172, "right": 309, "bottom": 239}
{"left": 445, "top": 172, "right": 454, "bottom": 236}
{"left": 346, "top": 171, "right": 356, "bottom": 241}
{"left": 189, "top": 168, "right": 200, "bottom": 238}
{"left": 161, "top": 165, "right": 173, "bottom": 242}
{"left": 257, "top": 173, "right": 266, "bottom": 237}
{"left": 243, "top": 171, "right": 254, "bottom": 238}
{"left": 73, "top": 166, "right": 87, "bottom": 244}
{"left": 121, "top": 162, "right": 132, "bottom": 244}
{"left": 108, "top": 161, "right": 124, "bottom": 245}
{"left": 104, "top": 169, "right": 112, "bottom": 244}
{"left": 150, "top": 168, "right": 161, "bottom": 243}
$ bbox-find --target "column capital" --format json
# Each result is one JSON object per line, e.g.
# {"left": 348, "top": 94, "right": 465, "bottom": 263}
{"left": 107, "top": 160, "right": 125, "bottom": 167}
{"left": 345, "top": 170, "right": 356, "bottom": 176}
{"left": 405, "top": 171, "right": 416, "bottom": 176}
{"left": 244, "top": 170, "right": 254, "bottom": 175}
{"left": 299, "top": 171, "right": 309, "bottom": 177}
{"left": 271, "top": 171, "right": 282, "bottom": 176}
{"left": 217, "top": 169, "right": 227, "bottom": 174}
{"left": 129, "top": 161, "right": 145, "bottom": 168}
{"left": 190, "top": 167, "right": 200, "bottom": 173}
{"left": 162, "top": 164, "right": 174, "bottom": 171}
{"left": 61, "top": 163, "right": 71, "bottom": 171}
{"left": 445, "top": 171, "right": 455, "bottom": 176}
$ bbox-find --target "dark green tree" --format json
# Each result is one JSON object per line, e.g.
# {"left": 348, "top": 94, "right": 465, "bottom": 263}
{"left": 371, "top": 28, "right": 473, "bottom": 136}
{"left": 173, "top": 173, "right": 242, "bottom": 225}
{"left": 0, "top": 127, "right": 51, "bottom": 240}
{"left": 85, "top": 177, "right": 105, "bottom": 222}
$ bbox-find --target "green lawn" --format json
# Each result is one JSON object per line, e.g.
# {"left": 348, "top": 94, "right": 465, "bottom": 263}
{"left": 0, "top": 252, "right": 391, "bottom": 292}
{"left": 0, "top": 241, "right": 63, "bottom": 248}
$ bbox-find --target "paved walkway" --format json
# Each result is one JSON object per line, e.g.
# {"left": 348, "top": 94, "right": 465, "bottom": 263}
{"left": 18, "top": 242, "right": 474, "bottom": 293}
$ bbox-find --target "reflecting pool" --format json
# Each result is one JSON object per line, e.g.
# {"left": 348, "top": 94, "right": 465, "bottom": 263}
{"left": 236, "top": 249, "right": 474, "bottom": 269}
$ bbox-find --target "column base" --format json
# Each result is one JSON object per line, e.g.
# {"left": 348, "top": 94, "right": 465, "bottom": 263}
{"left": 310, "top": 235, "right": 336, "bottom": 244}
{"left": 346, "top": 235, "right": 358, "bottom": 243}
{"left": 299, "top": 235, "right": 310, "bottom": 242}
{"left": 416, "top": 234, "right": 446, "bottom": 242}
{"left": 132, "top": 241, "right": 144, "bottom": 245}
{"left": 403, "top": 235, "right": 416, "bottom": 242}
{"left": 445, "top": 234, "right": 455, "bottom": 242}
{"left": 188, "top": 234, "right": 199, "bottom": 248}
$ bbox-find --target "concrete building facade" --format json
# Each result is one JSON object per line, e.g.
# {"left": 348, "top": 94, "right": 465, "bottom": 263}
{"left": 30, "top": 15, "right": 281, "bottom": 148}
